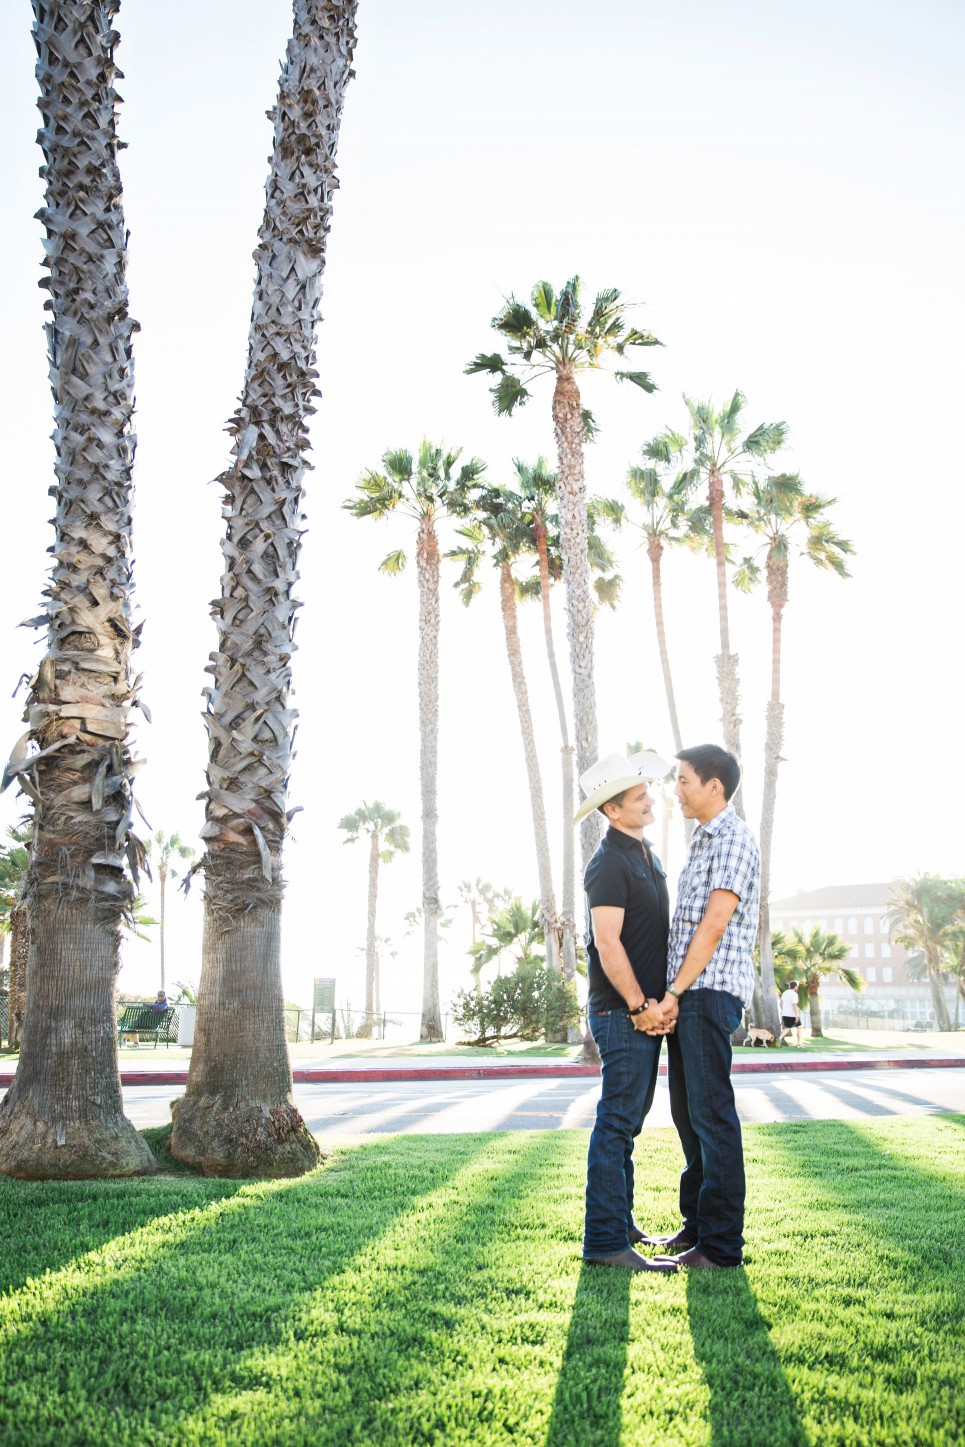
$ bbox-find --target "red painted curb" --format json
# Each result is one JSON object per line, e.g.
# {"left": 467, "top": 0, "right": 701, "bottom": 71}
{"left": 2, "top": 1056, "right": 963, "bottom": 1090}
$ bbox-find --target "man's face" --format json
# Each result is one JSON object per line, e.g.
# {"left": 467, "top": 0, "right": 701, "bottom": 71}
{"left": 606, "top": 782, "right": 654, "bottom": 831}
{"left": 675, "top": 761, "right": 718, "bottom": 819}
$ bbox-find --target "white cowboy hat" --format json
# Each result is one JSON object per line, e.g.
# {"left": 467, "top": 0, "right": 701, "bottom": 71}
{"left": 573, "top": 750, "right": 673, "bottom": 826}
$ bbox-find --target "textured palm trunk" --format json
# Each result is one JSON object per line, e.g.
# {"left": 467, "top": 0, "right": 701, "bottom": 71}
{"left": 498, "top": 563, "right": 561, "bottom": 979}
{"left": 158, "top": 864, "right": 168, "bottom": 995}
{"left": 359, "top": 832, "right": 379, "bottom": 1038}
{"left": 417, "top": 517, "right": 444, "bottom": 1041}
{"left": 551, "top": 367, "right": 601, "bottom": 872}
{"left": 534, "top": 524, "right": 577, "bottom": 987}
{"left": 648, "top": 538, "right": 693, "bottom": 855}
{"left": 708, "top": 466, "right": 744, "bottom": 818}
{"left": 755, "top": 555, "right": 786, "bottom": 1037}
{"left": 926, "top": 945, "right": 952, "bottom": 1030}
{"left": 807, "top": 977, "right": 823, "bottom": 1038}
{"left": 7, "top": 906, "right": 29, "bottom": 1051}
{"left": 171, "top": 0, "right": 357, "bottom": 1174}
{"left": 0, "top": 0, "right": 156, "bottom": 1179}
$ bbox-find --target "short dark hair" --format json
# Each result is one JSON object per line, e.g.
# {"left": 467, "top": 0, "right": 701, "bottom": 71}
{"left": 598, "top": 786, "right": 633, "bottom": 818}
{"left": 675, "top": 744, "right": 741, "bottom": 801}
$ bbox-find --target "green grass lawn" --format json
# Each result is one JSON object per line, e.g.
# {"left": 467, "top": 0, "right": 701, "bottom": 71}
{"left": 0, "top": 1116, "right": 963, "bottom": 1445}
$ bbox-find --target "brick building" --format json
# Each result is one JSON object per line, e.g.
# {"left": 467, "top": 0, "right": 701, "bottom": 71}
{"left": 769, "top": 883, "right": 957, "bottom": 1025}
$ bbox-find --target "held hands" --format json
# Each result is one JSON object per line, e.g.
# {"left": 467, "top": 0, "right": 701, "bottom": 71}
{"left": 643, "top": 992, "right": 680, "bottom": 1036}
{"left": 631, "top": 998, "right": 671, "bottom": 1034}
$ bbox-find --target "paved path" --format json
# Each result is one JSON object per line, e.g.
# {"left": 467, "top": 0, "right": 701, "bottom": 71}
{"left": 116, "top": 1065, "right": 965, "bottom": 1138}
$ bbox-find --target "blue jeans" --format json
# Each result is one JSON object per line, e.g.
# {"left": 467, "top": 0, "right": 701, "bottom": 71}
{"left": 583, "top": 1008, "right": 663, "bottom": 1259}
{"left": 666, "top": 988, "right": 745, "bottom": 1266}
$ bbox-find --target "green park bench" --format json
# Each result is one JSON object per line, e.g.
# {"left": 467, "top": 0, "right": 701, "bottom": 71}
{"left": 117, "top": 1004, "right": 176, "bottom": 1049}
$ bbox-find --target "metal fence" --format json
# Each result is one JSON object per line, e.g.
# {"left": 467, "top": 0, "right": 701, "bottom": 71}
{"left": 284, "top": 1005, "right": 449, "bottom": 1043}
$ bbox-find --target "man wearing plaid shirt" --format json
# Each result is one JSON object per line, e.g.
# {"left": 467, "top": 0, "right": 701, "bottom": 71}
{"left": 636, "top": 744, "right": 760, "bottom": 1269}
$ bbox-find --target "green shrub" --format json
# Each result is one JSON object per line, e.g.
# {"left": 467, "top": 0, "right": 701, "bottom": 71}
{"left": 453, "top": 957, "right": 578, "bottom": 1045}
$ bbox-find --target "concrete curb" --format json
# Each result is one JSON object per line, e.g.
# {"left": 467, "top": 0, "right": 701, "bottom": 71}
{"left": 3, "top": 1056, "right": 962, "bottom": 1089}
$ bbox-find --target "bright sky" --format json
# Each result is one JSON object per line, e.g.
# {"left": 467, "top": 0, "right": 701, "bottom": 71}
{"left": 2, "top": 0, "right": 963, "bottom": 1019}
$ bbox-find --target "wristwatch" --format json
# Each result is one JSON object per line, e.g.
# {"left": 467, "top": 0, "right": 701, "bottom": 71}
{"left": 666, "top": 986, "right": 683, "bottom": 1000}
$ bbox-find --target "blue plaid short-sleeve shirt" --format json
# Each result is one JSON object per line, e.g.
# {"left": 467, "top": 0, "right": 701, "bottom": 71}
{"left": 668, "top": 803, "right": 761, "bottom": 1009}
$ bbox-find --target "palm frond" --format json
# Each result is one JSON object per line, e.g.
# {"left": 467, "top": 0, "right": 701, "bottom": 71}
{"left": 379, "top": 549, "right": 407, "bottom": 575}
{"left": 465, "top": 351, "right": 506, "bottom": 376}
{"left": 494, "top": 299, "right": 537, "bottom": 339}
{"left": 582, "top": 407, "right": 599, "bottom": 443}
{"left": 493, "top": 375, "right": 530, "bottom": 416}
{"left": 531, "top": 281, "right": 555, "bottom": 321}
{"left": 594, "top": 574, "right": 622, "bottom": 609}
{"left": 743, "top": 420, "right": 789, "bottom": 457}
{"left": 614, "top": 370, "right": 658, "bottom": 393}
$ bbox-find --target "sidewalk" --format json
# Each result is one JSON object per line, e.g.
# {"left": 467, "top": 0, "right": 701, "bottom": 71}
{"left": 4, "top": 1031, "right": 963, "bottom": 1088}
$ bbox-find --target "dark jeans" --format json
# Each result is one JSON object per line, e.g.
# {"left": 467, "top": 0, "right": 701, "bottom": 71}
{"left": 666, "top": 987, "right": 745, "bottom": 1266}
{"left": 583, "top": 1008, "right": 663, "bottom": 1259}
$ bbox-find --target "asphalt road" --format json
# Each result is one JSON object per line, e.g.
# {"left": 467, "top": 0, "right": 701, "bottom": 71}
{"left": 114, "top": 1066, "right": 965, "bottom": 1137}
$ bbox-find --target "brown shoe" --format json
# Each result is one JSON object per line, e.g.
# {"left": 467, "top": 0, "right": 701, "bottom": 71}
{"left": 585, "top": 1247, "right": 679, "bottom": 1273}
{"left": 632, "top": 1227, "right": 695, "bottom": 1252}
{"left": 672, "top": 1246, "right": 741, "bottom": 1269}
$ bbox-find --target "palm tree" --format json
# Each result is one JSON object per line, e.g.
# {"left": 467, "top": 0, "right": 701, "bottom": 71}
{"left": 345, "top": 442, "right": 485, "bottom": 1041}
{"left": 0, "top": 827, "right": 30, "bottom": 1051}
{"left": 603, "top": 435, "right": 707, "bottom": 755}
{"left": 457, "top": 878, "right": 510, "bottom": 949}
{"left": 467, "top": 278, "right": 662, "bottom": 868}
{"left": 469, "top": 897, "right": 544, "bottom": 977}
{"left": 733, "top": 476, "right": 853, "bottom": 1036}
{"left": 783, "top": 927, "right": 863, "bottom": 1038}
{"left": 681, "top": 392, "right": 790, "bottom": 817}
{"left": 337, "top": 802, "right": 410, "bottom": 1036}
{"left": 171, "top": 0, "right": 358, "bottom": 1178}
{"left": 449, "top": 484, "right": 562, "bottom": 976}
{"left": 145, "top": 831, "right": 196, "bottom": 995}
{"left": 0, "top": 2, "right": 157, "bottom": 1179}
{"left": 887, "top": 875, "right": 961, "bottom": 1031}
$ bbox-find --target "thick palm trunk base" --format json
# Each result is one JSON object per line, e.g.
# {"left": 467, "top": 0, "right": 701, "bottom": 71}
{"left": 0, "top": 901, "right": 156, "bottom": 1179}
{"left": 170, "top": 859, "right": 319, "bottom": 1178}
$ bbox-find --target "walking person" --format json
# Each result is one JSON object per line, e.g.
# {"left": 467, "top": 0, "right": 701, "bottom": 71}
{"left": 638, "top": 745, "right": 761, "bottom": 1269}
{"left": 780, "top": 981, "right": 802, "bottom": 1046}
{"left": 576, "top": 751, "right": 679, "bottom": 1274}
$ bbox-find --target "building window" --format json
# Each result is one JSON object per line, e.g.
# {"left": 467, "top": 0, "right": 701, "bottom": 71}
{"left": 880, "top": 918, "right": 890, "bottom": 935}
{"left": 880, "top": 943, "right": 891, "bottom": 959}
{"left": 850, "top": 944, "right": 858, "bottom": 958}
{"left": 819, "top": 918, "right": 828, "bottom": 930}
{"left": 848, "top": 917, "right": 858, "bottom": 934}
{"left": 864, "top": 916, "right": 874, "bottom": 934}
{"left": 834, "top": 917, "right": 843, "bottom": 933}
{"left": 867, "top": 966, "right": 877, "bottom": 983}
{"left": 882, "top": 967, "right": 893, "bottom": 983}
{"left": 864, "top": 943, "right": 875, "bottom": 958}
{"left": 803, "top": 918, "right": 813, "bottom": 931}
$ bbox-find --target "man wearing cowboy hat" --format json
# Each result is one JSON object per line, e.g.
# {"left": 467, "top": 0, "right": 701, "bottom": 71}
{"left": 577, "top": 750, "right": 679, "bottom": 1273}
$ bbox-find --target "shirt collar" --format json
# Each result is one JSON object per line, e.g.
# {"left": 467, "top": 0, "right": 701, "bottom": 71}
{"left": 696, "top": 802, "right": 736, "bottom": 839}
{"left": 605, "top": 826, "right": 651, "bottom": 853}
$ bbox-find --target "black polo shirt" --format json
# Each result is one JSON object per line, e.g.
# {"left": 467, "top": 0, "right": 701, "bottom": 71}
{"left": 584, "top": 826, "right": 670, "bottom": 1010}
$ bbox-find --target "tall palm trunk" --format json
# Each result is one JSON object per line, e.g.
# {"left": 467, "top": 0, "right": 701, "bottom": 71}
{"left": 551, "top": 366, "right": 601, "bottom": 872}
{"left": 360, "top": 832, "right": 379, "bottom": 1038}
{"left": 648, "top": 536, "right": 692, "bottom": 853}
{"left": 417, "top": 516, "right": 444, "bottom": 1041}
{"left": 498, "top": 563, "right": 561, "bottom": 976}
{"left": 925, "top": 944, "right": 952, "bottom": 1030}
{"left": 755, "top": 555, "right": 786, "bottom": 1037}
{"left": 807, "top": 976, "right": 824, "bottom": 1038}
{"left": 158, "top": 864, "right": 168, "bottom": 995}
{"left": 0, "top": 0, "right": 156, "bottom": 1179}
{"left": 534, "top": 522, "right": 577, "bottom": 986}
{"left": 171, "top": 0, "right": 357, "bottom": 1175}
{"left": 708, "top": 465, "right": 744, "bottom": 817}
{"left": 7, "top": 906, "right": 29, "bottom": 1051}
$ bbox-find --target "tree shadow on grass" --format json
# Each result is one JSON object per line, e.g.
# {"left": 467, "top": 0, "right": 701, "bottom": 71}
{"left": 545, "top": 1261, "right": 631, "bottom": 1447}
{"left": 0, "top": 1132, "right": 550, "bottom": 1445}
{"left": 685, "top": 1270, "right": 808, "bottom": 1447}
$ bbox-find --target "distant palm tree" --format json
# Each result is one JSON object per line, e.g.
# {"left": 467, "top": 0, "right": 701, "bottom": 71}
{"left": 449, "top": 483, "right": 561, "bottom": 975}
{"left": 468, "top": 277, "right": 661, "bottom": 867}
{"left": 733, "top": 475, "right": 853, "bottom": 1036}
{"left": 146, "top": 831, "right": 196, "bottom": 995}
{"left": 457, "top": 878, "right": 510, "bottom": 950}
{"left": 172, "top": 0, "right": 358, "bottom": 1179}
{"left": 345, "top": 442, "right": 485, "bottom": 1040}
{"left": 0, "top": 3, "right": 156, "bottom": 1180}
{"left": 514, "top": 457, "right": 621, "bottom": 985}
{"left": 681, "top": 392, "right": 790, "bottom": 817}
{"left": 782, "top": 927, "right": 863, "bottom": 1038}
{"left": 469, "top": 897, "right": 544, "bottom": 977}
{"left": 337, "top": 802, "right": 410, "bottom": 1036}
{"left": 887, "top": 875, "right": 961, "bottom": 1031}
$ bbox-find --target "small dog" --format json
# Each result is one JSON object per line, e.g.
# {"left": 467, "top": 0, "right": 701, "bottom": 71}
{"left": 747, "top": 1025, "right": 775, "bottom": 1047}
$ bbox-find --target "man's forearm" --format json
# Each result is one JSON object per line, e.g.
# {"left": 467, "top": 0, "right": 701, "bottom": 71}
{"left": 597, "top": 941, "right": 646, "bottom": 1008}
{"left": 671, "top": 918, "right": 726, "bottom": 993}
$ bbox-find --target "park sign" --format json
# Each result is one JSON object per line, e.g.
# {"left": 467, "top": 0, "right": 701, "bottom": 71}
{"left": 313, "top": 978, "right": 335, "bottom": 1013}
